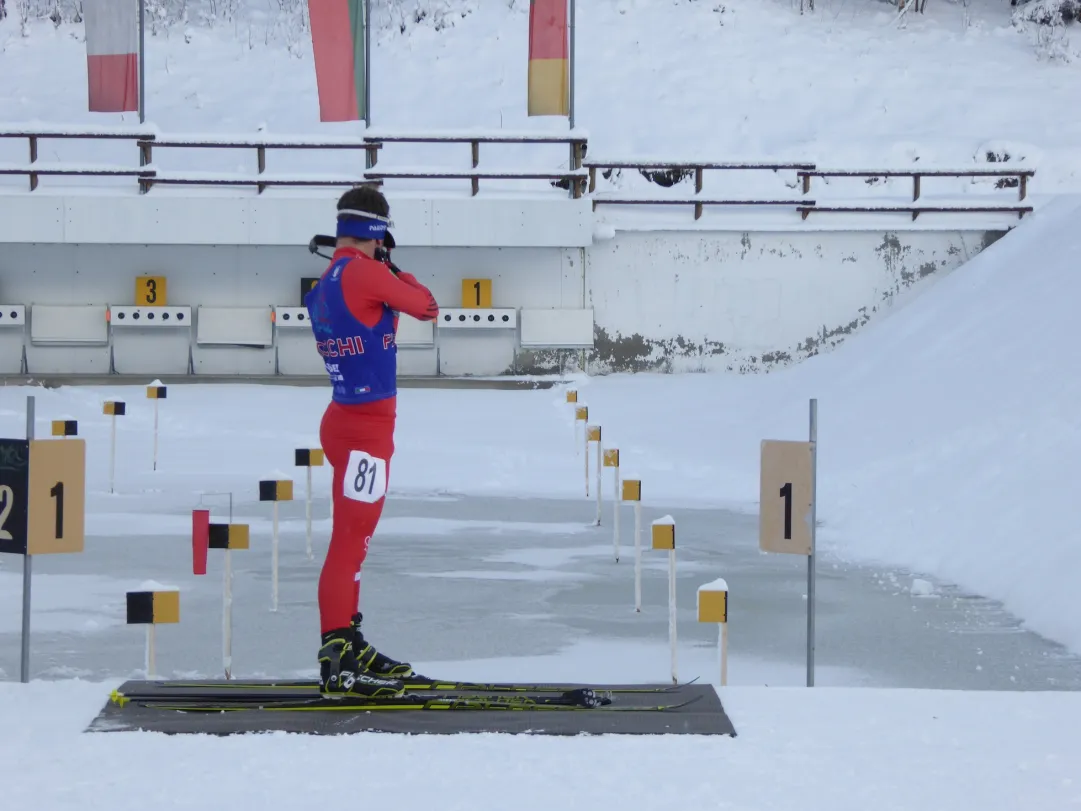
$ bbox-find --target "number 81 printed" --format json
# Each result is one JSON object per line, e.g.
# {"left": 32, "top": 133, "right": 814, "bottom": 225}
{"left": 344, "top": 450, "right": 387, "bottom": 504}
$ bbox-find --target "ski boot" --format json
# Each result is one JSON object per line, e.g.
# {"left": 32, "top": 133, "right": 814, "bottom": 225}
{"left": 318, "top": 629, "right": 404, "bottom": 699}
{"left": 350, "top": 612, "right": 415, "bottom": 679}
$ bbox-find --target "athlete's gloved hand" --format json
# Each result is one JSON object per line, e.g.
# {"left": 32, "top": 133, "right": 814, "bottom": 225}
{"left": 374, "top": 246, "right": 401, "bottom": 275}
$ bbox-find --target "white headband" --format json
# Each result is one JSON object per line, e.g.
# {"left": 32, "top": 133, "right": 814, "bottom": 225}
{"left": 338, "top": 208, "right": 393, "bottom": 225}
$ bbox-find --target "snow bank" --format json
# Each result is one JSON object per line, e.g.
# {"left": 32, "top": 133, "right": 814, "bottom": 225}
{"left": 802, "top": 194, "right": 1081, "bottom": 654}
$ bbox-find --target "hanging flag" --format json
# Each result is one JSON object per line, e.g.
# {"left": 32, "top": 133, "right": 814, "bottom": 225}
{"left": 527, "top": 0, "right": 569, "bottom": 117}
{"left": 308, "top": 0, "right": 366, "bottom": 122}
{"left": 83, "top": 0, "right": 139, "bottom": 113}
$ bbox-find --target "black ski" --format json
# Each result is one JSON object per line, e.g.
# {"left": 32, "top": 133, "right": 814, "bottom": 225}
{"left": 112, "top": 686, "right": 610, "bottom": 709}
{"left": 117, "top": 693, "right": 703, "bottom": 714}
{"left": 146, "top": 675, "right": 695, "bottom": 695}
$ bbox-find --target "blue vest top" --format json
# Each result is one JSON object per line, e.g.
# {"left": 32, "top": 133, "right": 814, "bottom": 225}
{"left": 305, "top": 254, "right": 398, "bottom": 405}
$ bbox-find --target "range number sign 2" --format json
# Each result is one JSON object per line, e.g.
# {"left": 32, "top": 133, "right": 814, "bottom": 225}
{"left": 0, "top": 438, "right": 86, "bottom": 556}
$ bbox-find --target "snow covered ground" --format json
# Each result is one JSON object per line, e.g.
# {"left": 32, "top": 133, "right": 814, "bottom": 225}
{"left": 0, "top": 195, "right": 1077, "bottom": 811}
{"left": 2, "top": 1, "right": 1080, "bottom": 804}
{"left": 1, "top": 678, "right": 1079, "bottom": 811}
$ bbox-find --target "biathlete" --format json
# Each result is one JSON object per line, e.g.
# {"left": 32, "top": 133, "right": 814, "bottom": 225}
{"left": 304, "top": 187, "right": 439, "bottom": 698}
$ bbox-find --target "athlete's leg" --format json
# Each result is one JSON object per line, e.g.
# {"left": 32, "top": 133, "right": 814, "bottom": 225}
{"left": 313, "top": 407, "right": 401, "bottom": 696}
{"left": 318, "top": 405, "right": 393, "bottom": 635}
{"left": 318, "top": 463, "right": 381, "bottom": 632}
{"left": 316, "top": 403, "right": 410, "bottom": 679}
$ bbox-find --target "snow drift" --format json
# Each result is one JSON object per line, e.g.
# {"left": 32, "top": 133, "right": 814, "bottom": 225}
{"left": 803, "top": 195, "right": 1081, "bottom": 655}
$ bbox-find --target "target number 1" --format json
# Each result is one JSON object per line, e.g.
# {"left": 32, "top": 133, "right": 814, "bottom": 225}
{"left": 779, "top": 481, "right": 792, "bottom": 539}
{"left": 759, "top": 439, "right": 813, "bottom": 556}
{"left": 50, "top": 481, "right": 64, "bottom": 538}
{"left": 461, "top": 278, "right": 491, "bottom": 309}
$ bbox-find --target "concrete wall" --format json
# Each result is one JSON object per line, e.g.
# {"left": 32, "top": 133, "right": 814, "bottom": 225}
{"left": 0, "top": 192, "right": 1008, "bottom": 377}
{"left": 0, "top": 243, "right": 588, "bottom": 377}
{"left": 0, "top": 194, "right": 594, "bottom": 248}
{"left": 582, "top": 229, "right": 1005, "bottom": 374}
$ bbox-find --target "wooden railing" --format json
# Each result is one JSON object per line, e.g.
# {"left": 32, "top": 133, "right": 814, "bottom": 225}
{"left": 135, "top": 134, "right": 375, "bottom": 194}
{"left": 0, "top": 126, "right": 588, "bottom": 197}
{"left": 585, "top": 158, "right": 1035, "bottom": 221}
{"left": 0, "top": 126, "right": 1036, "bottom": 219}
{"left": 586, "top": 160, "right": 815, "bottom": 193}
{"left": 585, "top": 159, "right": 815, "bottom": 220}
{"left": 799, "top": 167, "right": 1033, "bottom": 201}
{"left": 0, "top": 126, "right": 156, "bottom": 191}
{"left": 363, "top": 130, "right": 588, "bottom": 197}
{"left": 795, "top": 167, "right": 1034, "bottom": 221}
{"left": 135, "top": 129, "right": 588, "bottom": 196}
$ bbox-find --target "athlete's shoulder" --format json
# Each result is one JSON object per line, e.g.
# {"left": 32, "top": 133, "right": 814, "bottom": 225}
{"left": 340, "top": 252, "right": 394, "bottom": 278}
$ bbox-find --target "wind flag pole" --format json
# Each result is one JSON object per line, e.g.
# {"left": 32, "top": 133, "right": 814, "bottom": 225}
{"left": 364, "top": 0, "right": 371, "bottom": 128}
{"left": 138, "top": 0, "right": 146, "bottom": 123}
{"left": 364, "top": 0, "right": 372, "bottom": 169}
{"left": 525, "top": 0, "right": 575, "bottom": 192}
{"left": 568, "top": 0, "right": 576, "bottom": 172}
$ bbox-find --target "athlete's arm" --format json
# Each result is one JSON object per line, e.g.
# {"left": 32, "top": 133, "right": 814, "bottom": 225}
{"left": 383, "top": 270, "right": 439, "bottom": 321}
{"left": 342, "top": 258, "right": 439, "bottom": 326}
{"left": 394, "top": 270, "right": 424, "bottom": 289}
{"left": 393, "top": 272, "right": 441, "bottom": 330}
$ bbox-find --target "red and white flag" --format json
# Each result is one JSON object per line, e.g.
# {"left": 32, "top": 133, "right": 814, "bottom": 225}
{"left": 83, "top": 0, "right": 139, "bottom": 112}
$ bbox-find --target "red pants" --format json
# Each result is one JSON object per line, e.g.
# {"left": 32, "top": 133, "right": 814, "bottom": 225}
{"left": 318, "top": 399, "right": 396, "bottom": 635}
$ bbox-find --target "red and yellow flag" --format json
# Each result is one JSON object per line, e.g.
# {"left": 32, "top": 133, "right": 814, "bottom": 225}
{"left": 527, "top": 0, "right": 568, "bottom": 117}
{"left": 308, "top": 0, "right": 367, "bottom": 122}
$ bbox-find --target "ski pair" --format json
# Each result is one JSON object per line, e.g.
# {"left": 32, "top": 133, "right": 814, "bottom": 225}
{"left": 147, "top": 676, "right": 694, "bottom": 695}
{"left": 112, "top": 687, "right": 611, "bottom": 710}
{"left": 114, "top": 692, "right": 703, "bottom": 713}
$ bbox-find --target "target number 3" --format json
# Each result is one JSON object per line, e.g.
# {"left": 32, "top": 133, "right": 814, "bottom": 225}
{"left": 345, "top": 450, "right": 387, "bottom": 504}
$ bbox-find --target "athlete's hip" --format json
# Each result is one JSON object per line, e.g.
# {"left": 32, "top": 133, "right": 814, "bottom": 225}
{"left": 319, "top": 398, "right": 396, "bottom": 460}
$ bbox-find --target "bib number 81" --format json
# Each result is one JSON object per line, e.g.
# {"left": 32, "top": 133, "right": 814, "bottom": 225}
{"left": 345, "top": 450, "right": 387, "bottom": 504}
